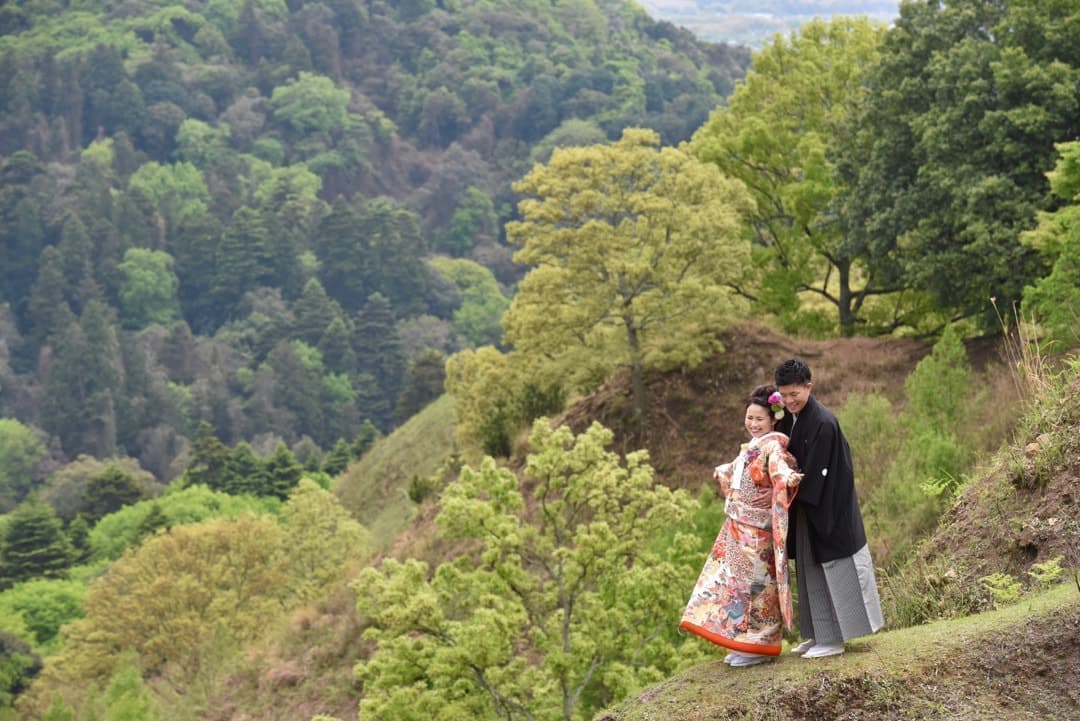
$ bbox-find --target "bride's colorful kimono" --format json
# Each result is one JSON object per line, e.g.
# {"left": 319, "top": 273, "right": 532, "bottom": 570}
{"left": 680, "top": 431, "right": 801, "bottom": 656}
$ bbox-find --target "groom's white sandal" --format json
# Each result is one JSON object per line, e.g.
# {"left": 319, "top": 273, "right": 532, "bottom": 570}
{"left": 790, "top": 639, "right": 816, "bottom": 655}
{"left": 802, "top": 642, "right": 844, "bottom": 659}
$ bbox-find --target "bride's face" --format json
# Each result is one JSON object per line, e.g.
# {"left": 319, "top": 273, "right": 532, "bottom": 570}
{"left": 744, "top": 403, "right": 775, "bottom": 438}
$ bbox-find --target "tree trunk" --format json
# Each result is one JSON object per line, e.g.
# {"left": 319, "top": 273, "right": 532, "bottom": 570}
{"left": 626, "top": 322, "right": 646, "bottom": 428}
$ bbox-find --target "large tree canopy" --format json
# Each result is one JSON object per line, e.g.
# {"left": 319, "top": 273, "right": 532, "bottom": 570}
{"left": 503, "top": 128, "right": 753, "bottom": 422}
{"left": 841, "top": 0, "right": 1080, "bottom": 329}
{"left": 691, "top": 17, "right": 890, "bottom": 335}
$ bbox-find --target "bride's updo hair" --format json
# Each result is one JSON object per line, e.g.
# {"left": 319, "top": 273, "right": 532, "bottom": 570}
{"left": 747, "top": 384, "right": 778, "bottom": 411}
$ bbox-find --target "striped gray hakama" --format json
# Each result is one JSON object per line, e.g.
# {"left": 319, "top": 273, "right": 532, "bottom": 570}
{"left": 795, "top": 507, "right": 884, "bottom": 644}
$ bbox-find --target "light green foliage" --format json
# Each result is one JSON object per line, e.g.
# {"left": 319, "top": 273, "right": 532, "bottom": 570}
{"left": 22, "top": 516, "right": 288, "bottom": 713}
{"left": 87, "top": 485, "right": 280, "bottom": 561}
{"left": 979, "top": 573, "right": 1023, "bottom": 608}
{"left": 100, "top": 660, "right": 158, "bottom": 721}
{"left": 174, "top": 119, "right": 232, "bottom": 169}
{"left": 354, "top": 420, "right": 696, "bottom": 721}
{"left": 0, "top": 579, "right": 85, "bottom": 652}
{"left": 1022, "top": 141, "right": 1080, "bottom": 348}
{"left": 270, "top": 72, "right": 350, "bottom": 135}
{"left": 126, "top": 162, "right": 211, "bottom": 226}
{"left": 505, "top": 128, "right": 753, "bottom": 421}
{"left": 691, "top": 17, "right": 888, "bottom": 335}
{"left": 116, "top": 249, "right": 181, "bottom": 329}
{"left": 427, "top": 257, "right": 508, "bottom": 347}
{"left": 0, "top": 419, "right": 45, "bottom": 513}
{"left": 1027, "top": 557, "right": 1064, "bottom": 591}
{"left": 280, "top": 479, "right": 371, "bottom": 601}
{"left": 437, "top": 187, "right": 498, "bottom": 256}
{"left": 445, "top": 347, "right": 563, "bottom": 458}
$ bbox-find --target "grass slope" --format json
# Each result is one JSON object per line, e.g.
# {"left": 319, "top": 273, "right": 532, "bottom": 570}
{"left": 596, "top": 582, "right": 1079, "bottom": 721}
{"left": 333, "top": 394, "right": 456, "bottom": 547}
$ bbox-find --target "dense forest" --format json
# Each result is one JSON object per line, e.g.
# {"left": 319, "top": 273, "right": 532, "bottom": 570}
{"left": 1, "top": 0, "right": 1079, "bottom": 719}
{"left": 0, "top": 0, "right": 750, "bottom": 490}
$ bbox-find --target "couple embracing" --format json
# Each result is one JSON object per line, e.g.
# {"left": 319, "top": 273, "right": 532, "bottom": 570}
{"left": 679, "top": 359, "right": 884, "bottom": 667}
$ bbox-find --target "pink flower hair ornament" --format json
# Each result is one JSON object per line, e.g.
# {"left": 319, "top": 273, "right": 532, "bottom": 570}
{"left": 768, "top": 391, "right": 785, "bottom": 420}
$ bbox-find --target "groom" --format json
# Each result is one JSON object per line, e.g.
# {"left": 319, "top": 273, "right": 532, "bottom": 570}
{"left": 775, "top": 358, "right": 883, "bottom": 659}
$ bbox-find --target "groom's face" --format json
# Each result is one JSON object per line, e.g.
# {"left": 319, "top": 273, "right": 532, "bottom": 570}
{"left": 778, "top": 382, "right": 812, "bottom": 415}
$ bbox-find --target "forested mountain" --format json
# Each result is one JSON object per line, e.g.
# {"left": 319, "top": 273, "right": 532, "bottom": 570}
{"left": 3, "top": 0, "right": 1080, "bottom": 719}
{"left": 0, "top": 0, "right": 751, "bottom": 497}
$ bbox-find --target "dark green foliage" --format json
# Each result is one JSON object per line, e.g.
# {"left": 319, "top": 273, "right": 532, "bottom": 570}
{"left": 354, "top": 293, "right": 406, "bottom": 431}
{"left": 321, "top": 438, "right": 352, "bottom": 476}
{"left": 350, "top": 418, "right": 380, "bottom": 459}
{"left": 66, "top": 514, "right": 91, "bottom": 565}
{"left": 0, "top": 502, "right": 72, "bottom": 588}
{"left": 843, "top": 0, "right": 1080, "bottom": 328}
{"left": 395, "top": 348, "right": 446, "bottom": 423}
{"left": 80, "top": 466, "right": 147, "bottom": 525}
{"left": 0, "top": 0, "right": 780, "bottom": 490}
{"left": 182, "top": 422, "right": 232, "bottom": 491}
{"left": 264, "top": 442, "right": 303, "bottom": 500}
{"left": 0, "top": 630, "right": 41, "bottom": 706}
{"left": 225, "top": 441, "right": 270, "bottom": 496}
{"left": 134, "top": 502, "right": 169, "bottom": 542}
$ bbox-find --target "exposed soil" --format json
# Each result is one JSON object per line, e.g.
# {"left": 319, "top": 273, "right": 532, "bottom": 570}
{"left": 560, "top": 323, "right": 933, "bottom": 491}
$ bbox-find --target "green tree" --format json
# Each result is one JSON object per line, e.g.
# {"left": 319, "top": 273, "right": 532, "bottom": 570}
{"left": 0, "top": 578, "right": 86, "bottom": 649}
{"left": 29, "top": 517, "right": 286, "bottom": 706}
{"left": 27, "top": 246, "right": 74, "bottom": 349}
{"left": 293, "top": 277, "right": 339, "bottom": 346}
{"left": 691, "top": 17, "right": 890, "bottom": 335}
{"left": 0, "top": 419, "right": 45, "bottom": 513}
{"left": 101, "top": 660, "right": 157, "bottom": 721}
{"left": 116, "top": 248, "right": 181, "bottom": 329}
{"left": 263, "top": 442, "right": 303, "bottom": 500}
{"left": 321, "top": 438, "right": 352, "bottom": 476}
{"left": 280, "top": 479, "right": 370, "bottom": 601}
{"left": 436, "top": 186, "right": 498, "bottom": 256}
{"left": 504, "top": 128, "right": 753, "bottom": 424}
{"left": 844, "top": 0, "right": 1080, "bottom": 328}
{"left": 213, "top": 206, "right": 276, "bottom": 315}
{"left": 1022, "top": 141, "right": 1080, "bottom": 347}
{"left": 80, "top": 466, "right": 147, "bottom": 525}
{"left": 355, "top": 420, "right": 695, "bottom": 721}
{"left": 395, "top": 348, "right": 447, "bottom": 423}
{"left": 353, "top": 293, "right": 405, "bottom": 430}
{"left": 182, "top": 422, "right": 232, "bottom": 494}
{"left": 269, "top": 71, "right": 350, "bottom": 136}
{"left": 428, "top": 257, "right": 509, "bottom": 347}
{"left": 0, "top": 630, "right": 41, "bottom": 708}
{"left": 0, "top": 501, "right": 72, "bottom": 588}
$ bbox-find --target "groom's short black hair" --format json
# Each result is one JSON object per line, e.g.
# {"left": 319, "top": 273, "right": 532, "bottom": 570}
{"left": 775, "top": 359, "right": 812, "bottom": 386}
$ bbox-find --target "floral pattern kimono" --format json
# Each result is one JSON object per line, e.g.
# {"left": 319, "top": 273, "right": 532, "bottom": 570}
{"left": 680, "top": 431, "right": 801, "bottom": 656}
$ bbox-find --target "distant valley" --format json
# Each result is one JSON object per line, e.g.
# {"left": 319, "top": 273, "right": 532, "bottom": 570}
{"left": 638, "top": 0, "right": 899, "bottom": 45}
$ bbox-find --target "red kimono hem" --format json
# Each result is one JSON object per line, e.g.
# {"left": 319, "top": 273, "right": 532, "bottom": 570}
{"left": 679, "top": 620, "right": 782, "bottom": 656}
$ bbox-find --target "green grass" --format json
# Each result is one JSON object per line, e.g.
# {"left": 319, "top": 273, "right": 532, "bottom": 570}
{"left": 597, "top": 581, "right": 1079, "bottom": 721}
{"left": 333, "top": 394, "right": 456, "bottom": 547}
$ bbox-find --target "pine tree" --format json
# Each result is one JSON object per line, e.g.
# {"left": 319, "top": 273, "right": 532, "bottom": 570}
{"left": 27, "top": 246, "right": 74, "bottom": 349}
{"left": 67, "top": 514, "right": 91, "bottom": 565}
{"left": 225, "top": 442, "right": 269, "bottom": 496}
{"left": 315, "top": 197, "right": 370, "bottom": 311}
{"left": 293, "top": 278, "right": 338, "bottom": 347}
{"left": 353, "top": 293, "right": 406, "bottom": 431}
{"left": 264, "top": 441, "right": 303, "bottom": 500}
{"left": 183, "top": 422, "right": 231, "bottom": 492}
{"left": 318, "top": 315, "right": 356, "bottom": 376}
{"left": 213, "top": 206, "right": 275, "bottom": 318}
{"left": 0, "top": 501, "right": 72, "bottom": 588}
{"left": 81, "top": 466, "right": 146, "bottom": 524}
{"left": 322, "top": 438, "right": 352, "bottom": 476}
{"left": 350, "top": 419, "right": 380, "bottom": 458}
{"left": 395, "top": 348, "right": 446, "bottom": 422}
